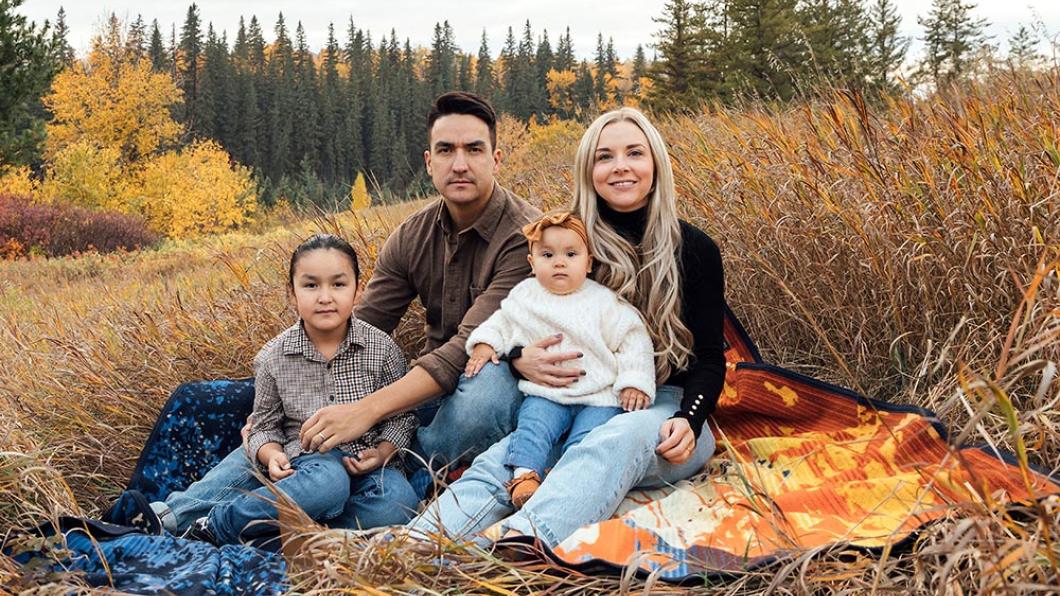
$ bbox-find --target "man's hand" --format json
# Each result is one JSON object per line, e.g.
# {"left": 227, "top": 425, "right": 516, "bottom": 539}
{"left": 511, "top": 334, "right": 584, "bottom": 387}
{"left": 465, "top": 343, "right": 499, "bottom": 378}
{"left": 342, "top": 441, "right": 397, "bottom": 476}
{"left": 619, "top": 387, "right": 650, "bottom": 411}
{"left": 267, "top": 452, "right": 295, "bottom": 482}
{"left": 657, "top": 418, "right": 696, "bottom": 464}
{"left": 300, "top": 401, "right": 378, "bottom": 453}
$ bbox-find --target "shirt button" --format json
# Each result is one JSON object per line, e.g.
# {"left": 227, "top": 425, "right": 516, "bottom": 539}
{"left": 329, "top": 394, "right": 335, "bottom": 401}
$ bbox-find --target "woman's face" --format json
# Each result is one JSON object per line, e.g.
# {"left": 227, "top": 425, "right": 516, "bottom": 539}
{"left": 591, "top": 120, "right": 655, "bottom": 213}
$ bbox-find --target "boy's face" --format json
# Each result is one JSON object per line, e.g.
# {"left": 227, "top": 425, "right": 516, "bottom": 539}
{"left": 424, "top": 114, "right": 501, "bottom": 206}
{"left": 528, "top": 226, "right": 592, "bottom": 295}
{"left": 290, "top": 248, "right": 360, "bottom": 338}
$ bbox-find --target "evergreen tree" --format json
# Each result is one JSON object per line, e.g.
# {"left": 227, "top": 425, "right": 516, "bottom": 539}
{"left": 535, "top": 30, "right": 554, "bottom": 113}
{"left": 724, "top": 0, "right": 805, "bottom": 100}
{"left": 0, "top": 0, "right": 60, "bottom": 167}
{"left": 646, "top": 0, "right": 710, "bottom": 111}
{"left": 866, "top": 0, "right": 909, "bottom": 89}
{"left": 498, "top": 26, "right": 517, "bottom": 112}
{"left": 512, "top": 20, "right": 537, "bottom": 118}
{"left": 178, "top": 4, "right": 203, "bottom": 126}
{"left": 266, "top": 13, "right": 295, "bottom": 177}
{"left": 632, "top": 44, "right": 648, "bottom": 96}
{"left": 474, "top": 30, "right": 497, "bottom": 100}
{"left": 344, "top": 21, "right": 367, "bottom": 175}
{"left": 457, "top": 53, "right": 473, "bottom": 91}
{"left": 428, "top": 21, "right": 458, "bottom": 96}
{"left": 291, "top": 21, "right": 321, "bottom": 173}
{"left": 554, "top": 28, "right": 574, "bottom": 71}
{"left": 127, "top": 14, "right": 147, "bottom": 62}
{"left": 51, "top": 7, "right": 76, "bottom": 66}
{"left": 1007, "top": 24, "right": 1041, "bottom": 70}
{"left": 572, "top": 60, "right": 596, "bottom": 111}
{"left": 918, "top": 0, "right": 989, "bottom": 84}
{"left": 148, "top": 19, "right": 168, "bottom": 71}
{"left": 800, "top": 0, "right": 869, "bottom": 88}
{"left": 319, "top": 23, "right": 345, "bottom": 182}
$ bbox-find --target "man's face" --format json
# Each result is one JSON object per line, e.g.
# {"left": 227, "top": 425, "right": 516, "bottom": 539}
{"left": 424, "top": 114, "right": 500, "bottom": 205}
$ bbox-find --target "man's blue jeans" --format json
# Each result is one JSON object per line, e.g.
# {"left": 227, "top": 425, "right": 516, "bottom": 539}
{"left": 505, "top": 396, "right": 623, "bottom": 478}
{"left": 156, "top": 448, "right": 418, "bottom": 538}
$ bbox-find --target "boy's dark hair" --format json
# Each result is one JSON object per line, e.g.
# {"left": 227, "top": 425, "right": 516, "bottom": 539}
{"left": 427, "top": 91, "right": 498, "bottom": 150}
{"left": 288, "top": 234, "right": 360, "bottom": 287}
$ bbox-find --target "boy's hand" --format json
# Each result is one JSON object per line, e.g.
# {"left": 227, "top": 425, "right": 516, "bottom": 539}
{"left": 342, "top": 441, "right": 396, "bottom": 476}
{"left": 465, "top": 343, "right": 499, "bottom": 378}
{"left": 619, "top": 387, "right": 650, "bottom": 411}
{"left": 267, "top": 452, "right": 295, "bottom": 482}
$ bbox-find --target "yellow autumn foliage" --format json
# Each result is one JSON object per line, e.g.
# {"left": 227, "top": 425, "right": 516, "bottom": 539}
{"left": 0, "top": 167, "right": 37, "bottom": 198}
{"left": 37, "top": 140, "right": 128, "bottom": 210}
{"left": 350, "top": 172, "right": 371, "bottom": 211}
{"left": 44, "top": 51, "right": 182, "bottom": 164}
{"left": 137, "top": 140, "right": 257, "bottom": 238}
{"left": 546, "top": 69, "right": 578, "bottom": 115}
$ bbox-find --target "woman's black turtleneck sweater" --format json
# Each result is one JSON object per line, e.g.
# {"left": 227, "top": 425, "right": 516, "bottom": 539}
{"left": 597, "top": 201, "right": 726, "bottom": 438}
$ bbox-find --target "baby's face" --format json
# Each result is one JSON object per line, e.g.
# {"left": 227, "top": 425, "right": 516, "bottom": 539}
{"left": 528, "top": 226, "right": 592, "bottom": 295}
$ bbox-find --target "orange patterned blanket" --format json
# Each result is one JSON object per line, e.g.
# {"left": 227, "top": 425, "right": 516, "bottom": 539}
{"left": 533, "top": 308, "right": 1059, "bottom": 581}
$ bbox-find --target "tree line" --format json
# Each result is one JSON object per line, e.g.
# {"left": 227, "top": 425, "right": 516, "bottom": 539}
{"left": 2, "top": 0, "right": 1053, "bottom": 210}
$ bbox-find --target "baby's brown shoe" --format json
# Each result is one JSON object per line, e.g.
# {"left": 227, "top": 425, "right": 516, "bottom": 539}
{"left": 505, "top": 471, "right": 542, "bottom": 509}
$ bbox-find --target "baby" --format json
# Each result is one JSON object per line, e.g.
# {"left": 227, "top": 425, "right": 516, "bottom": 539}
{"left": 464, "top": 211, "right": 655, "bottom": 508}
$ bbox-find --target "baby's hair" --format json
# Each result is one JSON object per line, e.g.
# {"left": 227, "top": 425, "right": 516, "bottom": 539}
{"left": 522, "top": 211, "right": 593, "bottom": 257}
{"left": 288, "top": 234, "right": 361, "bottom": 288}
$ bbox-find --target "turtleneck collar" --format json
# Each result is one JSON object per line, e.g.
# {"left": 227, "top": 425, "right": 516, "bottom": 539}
{"left": 597, "top": 199, "right": 649, "bottom": 243}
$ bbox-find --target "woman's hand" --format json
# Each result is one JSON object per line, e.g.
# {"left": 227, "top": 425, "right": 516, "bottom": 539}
{"left": 465, "top": 343, "right": 499, "bottom": 377}
{"left": 342, "top": 441, "right": 396, "bottom": 476}
{"left": 657, "top": 418, "right": 696, "bottom": 464}
{"left": 511, "top": 334, "right": 584, "bottom": 387}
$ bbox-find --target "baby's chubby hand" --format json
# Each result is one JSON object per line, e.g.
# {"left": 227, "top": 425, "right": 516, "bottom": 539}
{"left": 465, "top": 343, "right": 500, "bottom": 377}
{"left": 619, "top": 387, "right": 651, "bottom": 411}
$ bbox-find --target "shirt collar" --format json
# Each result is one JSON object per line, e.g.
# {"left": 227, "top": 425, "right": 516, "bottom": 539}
{"left": 434, "top": 183, "right": 507, "bottom": 242}
{"left": 282, "top": 319, "right": 365, "bottom": 361}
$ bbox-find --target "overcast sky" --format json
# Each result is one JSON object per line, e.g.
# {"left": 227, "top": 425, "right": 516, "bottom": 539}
{"left": 16, "top": 1, "right": 1060, "bottom": 62}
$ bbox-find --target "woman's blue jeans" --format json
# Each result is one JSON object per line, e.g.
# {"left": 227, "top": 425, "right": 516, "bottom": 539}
{"left": 409, "top": 384, "right": 716, "bottom": 547}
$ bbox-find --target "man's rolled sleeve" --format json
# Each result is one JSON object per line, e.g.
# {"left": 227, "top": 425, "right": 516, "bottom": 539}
{"left": 246, "top": 365, "right": 287, "bottom": 463}
{"left": 415, "top": 236, "right": 530, "bottom": 393}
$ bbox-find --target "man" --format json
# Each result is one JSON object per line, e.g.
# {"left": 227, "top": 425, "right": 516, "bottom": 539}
{"left": 300, "top": 91, "right": 543, "bottom": 481}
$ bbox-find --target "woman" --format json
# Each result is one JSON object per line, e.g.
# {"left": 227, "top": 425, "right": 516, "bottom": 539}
{"left": 411, "top": 107, "right": 726, "bottom": 547}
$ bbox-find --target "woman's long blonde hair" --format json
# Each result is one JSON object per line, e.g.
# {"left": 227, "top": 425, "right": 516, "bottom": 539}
{"left": 571, "top": 107, "right": 693, "bottom": 381}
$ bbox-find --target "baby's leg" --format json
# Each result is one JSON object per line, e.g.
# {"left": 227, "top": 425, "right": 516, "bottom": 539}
{"left": 504, "top": 396, "right": 574, "bottom": 478}
{"left": 154, "top": 447, "right": 261, "bottom": 533}
{"left": 206, "top": 451, "right": 350, "bottom": 544}
{"left": 561, "top": 405, "right": 625, "bottom": 453}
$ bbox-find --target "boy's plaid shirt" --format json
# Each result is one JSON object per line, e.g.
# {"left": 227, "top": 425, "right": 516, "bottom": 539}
{"left": 245, "top": 318, "right": 415, "bottom": 464}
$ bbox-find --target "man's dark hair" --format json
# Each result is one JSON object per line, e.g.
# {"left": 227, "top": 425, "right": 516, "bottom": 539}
{"left": 427, "top": 91, "right": 498, "bottom": 151}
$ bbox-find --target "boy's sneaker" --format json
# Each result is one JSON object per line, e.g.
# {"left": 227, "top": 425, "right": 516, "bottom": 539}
{"left": 102, "top": 489, "right": 163, "bottom": 535}
{"left": 181, "top": 516, "right": 217, "bottom": 545}
{"left": 505, "top": 471, "right": 542, "bottom": 510}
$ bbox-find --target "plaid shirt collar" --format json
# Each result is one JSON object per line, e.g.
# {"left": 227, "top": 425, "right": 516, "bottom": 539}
{"left": 435, "top": 182, "right": 507, "bottom": 243}
{"left": 281, "top": 319, "right": 365, "bottom": 362}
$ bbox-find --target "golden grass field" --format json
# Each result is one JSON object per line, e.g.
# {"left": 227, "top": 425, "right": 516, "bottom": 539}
{"left": 2, "top": 72, "right": 1059, "bottom": 593}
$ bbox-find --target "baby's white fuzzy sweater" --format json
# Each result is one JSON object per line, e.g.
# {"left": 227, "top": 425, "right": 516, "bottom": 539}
{"left": 466, "top": 278, "right": 656, "bottom": 407}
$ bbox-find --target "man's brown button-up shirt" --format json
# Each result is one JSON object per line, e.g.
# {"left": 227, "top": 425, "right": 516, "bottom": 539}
{"left": 355, "top": 184, "right": 541, "bottom": 393}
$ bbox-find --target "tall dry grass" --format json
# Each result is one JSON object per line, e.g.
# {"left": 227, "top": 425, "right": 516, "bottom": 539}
{"left": 2, "top": 72, "right": 1059, "bottom": 592}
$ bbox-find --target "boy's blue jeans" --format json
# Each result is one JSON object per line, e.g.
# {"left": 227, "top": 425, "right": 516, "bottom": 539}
{"left": 155, "top": 448, "right": 419, "bottom": 540}
{"left": 505, "top": 396, "right": 623, "bottom": 478}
